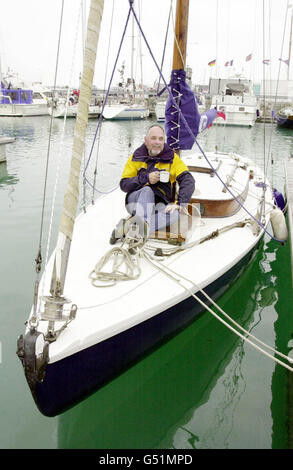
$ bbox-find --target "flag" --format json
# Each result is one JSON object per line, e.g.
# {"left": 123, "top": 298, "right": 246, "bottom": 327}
{"left": 279, "top": 58, "right": 289, "bottom": 66}
{"left": 263, "top": 59, "right": 270, "bottom": 65}
{"left": 208, "top": 59, "right": 216, "bottom": 67}
{"left": 230, "top": 60, "right": 233, "bottom": 66}
{"left": 224, "top": 60, "right": 233, "bottom": 67}
{"left": 246, "top": 53, "right": 252, "bottom": 62}
{"left": 224, "top": 61, "right": 229, "bottom": 67}
{"left": 217, "top": 110, "right": 226, "bottom": 120}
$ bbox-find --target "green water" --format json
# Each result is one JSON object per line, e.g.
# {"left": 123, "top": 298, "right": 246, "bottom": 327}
{"left": 0, "top": 116, "right": 292, "bottom": 449}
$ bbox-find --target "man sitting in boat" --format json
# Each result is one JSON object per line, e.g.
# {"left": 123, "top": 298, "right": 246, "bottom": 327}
{"left": 110, "top": 125, "right": 195, "bottom": 244}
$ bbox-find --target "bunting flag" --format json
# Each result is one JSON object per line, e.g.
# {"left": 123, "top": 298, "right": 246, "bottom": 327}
{"left": 208, "top": 59, "right": 216, "bottom": 67}
{"left": 279, "top": 58, "right": 289, "bottom": 66}
{"left": 263, "top": 59, "right": 270, "bottom": 65}
{"left": 217, "top": 110, "right": 226, "bottom": 120}
{"left": 246, "top": 53, "right": 252, "bottom": 62}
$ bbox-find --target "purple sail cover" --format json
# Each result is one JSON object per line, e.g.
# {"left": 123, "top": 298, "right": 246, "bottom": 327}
{"left": 165, "top": 69, "right": 217, "bottom": 150}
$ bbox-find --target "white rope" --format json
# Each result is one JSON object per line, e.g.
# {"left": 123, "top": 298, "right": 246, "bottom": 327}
{"left": 142, "top": 251, "right": 293, "bottom": 371}
{"left": 89, "top": 233, "right": 145, "bottom": 287}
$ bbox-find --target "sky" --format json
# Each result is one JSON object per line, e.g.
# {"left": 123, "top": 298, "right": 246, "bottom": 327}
{"left": 0, "top": 0, "right": 292, "bottom": 90}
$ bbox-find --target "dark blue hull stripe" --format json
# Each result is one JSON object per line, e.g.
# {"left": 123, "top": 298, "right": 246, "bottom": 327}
{"left": 32, "top": 242, "right": 259, "bottom": 416}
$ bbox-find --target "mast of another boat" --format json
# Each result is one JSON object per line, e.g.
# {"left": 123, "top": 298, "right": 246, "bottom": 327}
{"left": 41, "top": 0, "right": 104, "bottom": 338}
{"left": 288, "top": 6, "right": 293, "bottom": 81}
{"left": 131, "top": 8, "right": 135, "bottom": 100}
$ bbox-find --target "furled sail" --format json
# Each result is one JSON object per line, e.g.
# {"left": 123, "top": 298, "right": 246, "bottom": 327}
{"left": 165, "top": 69, "right": 219, "bottom": 150}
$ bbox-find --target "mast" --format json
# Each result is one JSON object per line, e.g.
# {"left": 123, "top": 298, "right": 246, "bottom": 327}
{"left": 172, "top": 0, "right": 189, "bottom": 70}
{"left": 131, "top": 10, "right": 135, "bottom": 99}
{"left": 43, "top": 0, "right": 104, "bottom": 332}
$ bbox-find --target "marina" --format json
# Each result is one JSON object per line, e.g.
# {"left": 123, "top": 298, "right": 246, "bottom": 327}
{"left": 0, "top": 0, "right": 293, "bottom": 451}
{"left": 0, "top": 116, "right": 292, "bottom": 449}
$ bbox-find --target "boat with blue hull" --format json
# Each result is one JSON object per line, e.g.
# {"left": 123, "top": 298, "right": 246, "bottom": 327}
{"left": 17, "top": 0, "right": 287, "bottom": 417}
{"left": 31, "top": 241, "right": 259, "bottom": 417}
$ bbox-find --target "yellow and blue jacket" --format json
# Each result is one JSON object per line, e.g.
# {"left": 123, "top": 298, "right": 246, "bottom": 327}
{"left": 120, "top": 143, "right": 195, "bottom": 205}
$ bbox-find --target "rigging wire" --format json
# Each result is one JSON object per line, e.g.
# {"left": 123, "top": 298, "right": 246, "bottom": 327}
{"left": 40, "top": 1, "right": 85, "bottom": 311}
{"left": 142, "top": 250, "right": 293, "bottom": 372}
{"left": 85, "top": 234, "right": 293, "bottom": 372}
{"left": 156, "top": 0, "right": 173, "bottom": 96}
{"left": 36, "top": 0, "right": 64, "bottom": 263}
{"left": 82, "top": 4, "right": 132, "bottom": 192}
{"left": 91, "top": 0, "right": 116, "bottom": 203}
{"left": 265, "top": 0, "right": 290, "bottom": 185}
{"left": 30, "top": 0, "right": 65, "bottom": 326}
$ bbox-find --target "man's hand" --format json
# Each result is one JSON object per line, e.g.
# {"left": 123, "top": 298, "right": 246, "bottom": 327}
{"left": 148, "top": 171, "right": 160, "bottom": 184}
{"left": 165, "top": 203, "right": 180, "bottom": 214}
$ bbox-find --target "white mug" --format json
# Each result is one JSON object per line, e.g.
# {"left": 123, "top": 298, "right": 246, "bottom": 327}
{"left": 159, "top": 170, "right": 170, "bottom": 183}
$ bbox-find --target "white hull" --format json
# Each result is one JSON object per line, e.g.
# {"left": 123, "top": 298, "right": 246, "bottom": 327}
{"left": 155, "top": 101, "right": 166, "bottom": 122}
{"left": 211, "top": 93, "right": 257, "bottom": 127}
{"left": 102, "top": 104, "right": 149, "bottom": 120}
{"left": 48, "top": 104, "right": 101, "bottom": 118}
{"left": 0, "top": 103, "right": 49, "bottom": 116}
{"left": 213, "top": 111, "right": 257, "bottom": 127}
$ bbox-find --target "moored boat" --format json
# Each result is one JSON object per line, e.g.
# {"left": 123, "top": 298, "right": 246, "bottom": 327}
{"left": 0, "top": 81, "right": 50, "bottom": 116}
{"left": 102, "top": 102, "right": 149, "bottom": 120}
{"left": 210, "top": 76, "right": 257, "bottom": 127}
{"left": 276, "top": 107, "right": 293, "bottom": 128}
{"left": 16, "top": 0, "right": 289, "bottom": 418}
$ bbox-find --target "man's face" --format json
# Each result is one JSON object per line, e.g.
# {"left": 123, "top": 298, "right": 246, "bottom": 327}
{"left": 144, "top": 127, "right": 165, "bottom": 157}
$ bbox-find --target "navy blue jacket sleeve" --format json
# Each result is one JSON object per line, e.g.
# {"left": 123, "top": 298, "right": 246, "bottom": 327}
{"left": 120, "top": 168, "right": 149, "bottom": 193}
{"left": 176, "top": 171, "right": 195, "bottom": 204}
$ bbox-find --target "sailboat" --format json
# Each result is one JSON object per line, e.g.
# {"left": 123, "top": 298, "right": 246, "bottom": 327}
{"left": 48, "top": 96, "right": 101, "bottom": 119}
{"left": 102, "top": 21, "right": 149, "bottom": 121}
{"left": 17, "top": 0, "right": 287, "bottom": 417}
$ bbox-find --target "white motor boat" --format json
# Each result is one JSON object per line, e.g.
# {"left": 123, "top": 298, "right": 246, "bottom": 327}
{"left": 0, "top": 86, "right": 50, "bottom": 116}
{"left": 210, "top": 77, "right": 257, "bottom": 127}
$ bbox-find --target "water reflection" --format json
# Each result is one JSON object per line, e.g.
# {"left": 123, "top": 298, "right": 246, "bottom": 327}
{"left": 57, "top": 240, "right": 282, "bottom": 449}
{"left": 0, "top": 116, "right": 41, "bottom": 141}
